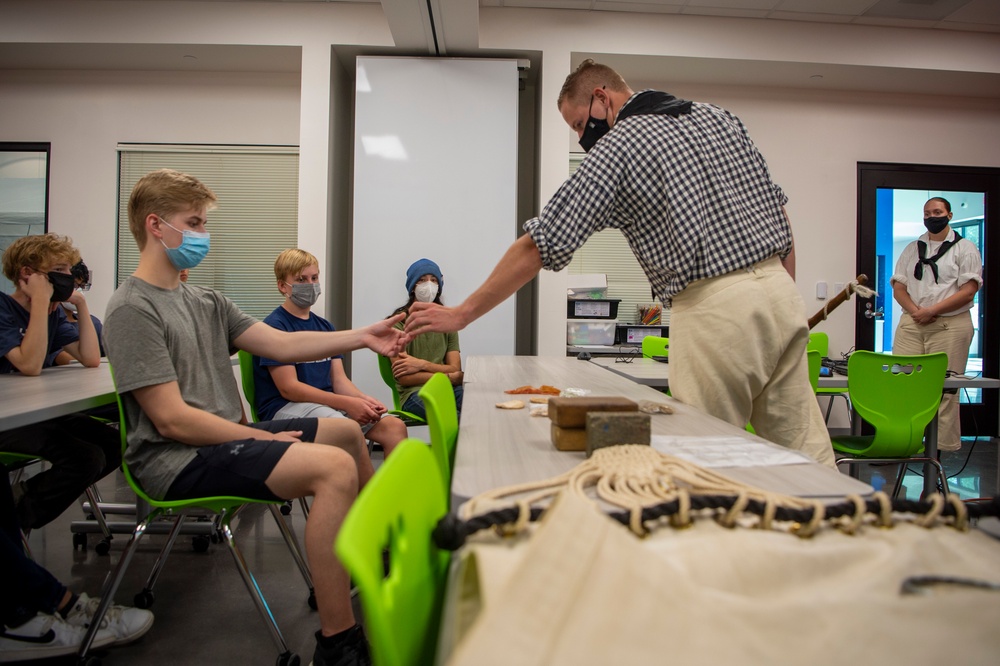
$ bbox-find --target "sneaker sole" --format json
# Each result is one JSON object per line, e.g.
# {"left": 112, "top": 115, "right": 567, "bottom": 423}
{"left": 0, "top": 632, "right": 116, "bottom": 662}
{"left": 110, "top": 615, "right": 155, "bottom": 647}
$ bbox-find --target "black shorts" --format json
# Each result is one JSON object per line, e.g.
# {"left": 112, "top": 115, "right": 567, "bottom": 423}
{"left": 165, "top": 418, "right": 319, "bottom": 502}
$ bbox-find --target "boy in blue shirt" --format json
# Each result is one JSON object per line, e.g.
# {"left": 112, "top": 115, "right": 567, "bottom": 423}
{"left": 253, "top": 249, "right": 406, "bottom": 457}
{"left": 0, "top": 234, "right": 120, "bottom": 530}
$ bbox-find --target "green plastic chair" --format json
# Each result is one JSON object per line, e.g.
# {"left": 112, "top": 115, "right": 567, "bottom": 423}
{"left": 237, "top": 350, "right": 308, "bottom": 516}
{"left": 806, "top": 349, "right": 822, "bottom": 392}
{"left": 418, "top": 372, "right": 459, "bottom": 503}
{"left": 830, "top": 351, "right": 950, "bottom": 497}
{"left": 79, "top": 365, "right": 315, "bottom": 665}
{"left": 1, "top": 449, "right": 114, "bottom": 555}
{"left": 236, "top": 349, "right": 261, "bottom": 423}
{"left": 641, "top": 335, "right": 669, "bottom": 359}
{"left": 808, "top": 331, "right": 852, "bottom": 425}
{"left": 335, "top": 438, "right": 450, "bottom": 666}
{"left": 377, "top": 353, "right": 427, "bottom": 426}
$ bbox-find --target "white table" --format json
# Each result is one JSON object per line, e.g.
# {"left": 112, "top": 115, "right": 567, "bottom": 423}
{"left": 591, "top": 355, "right": 1000, "bottom": 497}
{"left": 0, "top": 362, "right": 117, "bottom": 432}
{"left": 453, "top": 356, "right": 871, "bottom": 505}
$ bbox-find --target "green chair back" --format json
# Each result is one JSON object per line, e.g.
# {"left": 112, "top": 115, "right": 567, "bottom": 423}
{"left": 807, "top": 349, "right": 822, "bottom": 393}
{"left": 641, "top": 335, "right": 669, "bottom": 358}
{"left": 237, "top": 350, "right": 260, "bottom": 423}
{"left": 0, "top": 452, "right": 41, "bottom": 469}
{"left": 832, "top": 351, "right": 948, "bottom": 458}
{"left": 806, "top": 331, "right": 829, "bottom": 357}
{"left": 418, "top": 372, "right": 459, "bottom": 500}
{"left": 335, "top": 439, "right": 449, "bottom": 666}
{"left": 377, "top": 354, "right": 427, "bottom": 426}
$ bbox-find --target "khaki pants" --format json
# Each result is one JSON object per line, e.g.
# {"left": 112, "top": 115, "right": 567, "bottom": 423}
{"left": 670, "top": 256, "right": 835, "bottom": 467}
{"left": 892, "top": 310, "right": 974, "bottom": 451}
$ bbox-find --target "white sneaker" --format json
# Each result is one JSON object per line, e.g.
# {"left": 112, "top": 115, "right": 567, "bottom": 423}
{"left": 64, "top": 593, "right": 154, "bottom": 646}
{"left": 0, "top": 612, "right": 116, "bottom": 662}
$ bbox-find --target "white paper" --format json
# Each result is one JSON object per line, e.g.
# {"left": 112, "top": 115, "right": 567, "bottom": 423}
{"left": 651, "top": 435, "right": 811, "bottom": 468}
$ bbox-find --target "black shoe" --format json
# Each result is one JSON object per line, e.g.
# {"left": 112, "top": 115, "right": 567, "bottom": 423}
{"left": 311, "top": 625, "right": 372, "bottom": 666}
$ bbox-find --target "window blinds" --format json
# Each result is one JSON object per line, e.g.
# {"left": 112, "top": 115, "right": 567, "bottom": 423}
{"left": 117, "top": 144, "right": 299, "bottom": 320}
{"left": 566, "top": 153, "right": 668, "bottom": 325}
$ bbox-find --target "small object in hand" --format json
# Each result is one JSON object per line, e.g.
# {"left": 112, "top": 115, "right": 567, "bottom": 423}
{"left": 638, "top": 400, "right": 674, "bottom": 415}
{"left": 495, "top": 400, "right": 526, "bottom": 410}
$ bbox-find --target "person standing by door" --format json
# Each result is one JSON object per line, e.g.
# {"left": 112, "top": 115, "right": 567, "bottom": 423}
{"left": 890, "top": 196, "right": 983, "bottom": 451}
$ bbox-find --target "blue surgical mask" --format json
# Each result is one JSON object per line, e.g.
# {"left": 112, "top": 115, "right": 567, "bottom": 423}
{"left": 158, "top": 218, "right": 210, "bottom": 270}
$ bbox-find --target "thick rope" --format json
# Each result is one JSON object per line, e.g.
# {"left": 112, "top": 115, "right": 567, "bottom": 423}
{"left": 434, "top": 445, "right": 1000, "bottom": 549}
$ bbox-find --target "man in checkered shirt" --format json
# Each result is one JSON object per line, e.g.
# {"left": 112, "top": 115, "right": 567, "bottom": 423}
{"left": 406, "top": 60, "right": 834, "bottom": 467}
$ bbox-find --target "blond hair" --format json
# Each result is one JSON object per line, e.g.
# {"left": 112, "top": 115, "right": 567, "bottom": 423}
{"left": 127, "top": 169, "right": 217, "bottom": 249}
{"left": 2, "top": 233, "right": 81, "bottom": 282}
{"left": 273, "top": 248, "right": 319, "bottom": 283}
{"left": 557, "top": 59, "right": 631, "bottom": 110}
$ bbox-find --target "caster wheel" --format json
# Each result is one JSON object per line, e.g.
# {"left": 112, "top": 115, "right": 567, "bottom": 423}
{"left": 134, "top": 589, "right": 154, "bottom": 609}
{"left": 192, "top": 535, "right": 210, "bottom": 553}
{"left": 307, "top": 592, "right": 317, "bottom": 611}
{"left": 95, "top": 538, "right": 111, "bottom": 556}
{"left": 280, "top": 501, "right": 293, "bottom": 516}
{"left": 78, "top": 656, "right": 102, "bottom": 666}
{"left": 210, "top": 531, "right": 222, "bottom": 544}
{"left": 73, "top": 532, "right": 88, "bottom": 551}
{"left": 276, "top": 651, "right": 300, "bottom": 666}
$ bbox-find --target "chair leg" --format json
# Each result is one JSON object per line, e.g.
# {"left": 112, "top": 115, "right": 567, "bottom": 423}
{"left": 267, "top": 504, "right": 314, "bottom": 592}
{"left": 136, "top": 509, "right": 190, "bottom": 599}
{"left": 219, "top": 512, "right": 294, "bottom": 661}
{"left": 891, "top": 464, "right": 908, "bottom": 498}
{"left": 835, "top": 457, "right": 862, "bottom": 479}
{"left": 298, "top": 497, "right": 310, "bottom": 520}
{"left": 77, "top": 514, "right": 155, "bottom": 660}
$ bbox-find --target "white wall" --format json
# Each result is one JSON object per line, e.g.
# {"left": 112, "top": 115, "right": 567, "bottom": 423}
{"left": 479, "top": 8, "right": 1000, "bottom": 359}
{"left": 0, "top": 68, "right": 300, "bottom": 315}
{"left": 2, "top": 1, "right": 1000, "bottom": 402}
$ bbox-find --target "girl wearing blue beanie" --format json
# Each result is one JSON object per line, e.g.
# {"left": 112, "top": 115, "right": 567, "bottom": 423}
{"left": 388, "top": 259, "right": 463, "bottom": 419}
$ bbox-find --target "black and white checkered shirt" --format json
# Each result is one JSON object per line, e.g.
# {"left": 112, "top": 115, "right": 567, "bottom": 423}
{"left": 525, "top": 95, "right": 792, "bottom": 303}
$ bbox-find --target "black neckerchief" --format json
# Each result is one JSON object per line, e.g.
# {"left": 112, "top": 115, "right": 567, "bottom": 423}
{"left": 914, "top": 231, "right": 962, "bottom": 283}
{"left": 616, "top": 90, "right": 693, "bottom": 123}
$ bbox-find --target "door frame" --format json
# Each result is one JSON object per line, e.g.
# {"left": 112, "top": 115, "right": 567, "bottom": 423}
{"left": 857, "top": 162, "right": 999, "bottom": 437}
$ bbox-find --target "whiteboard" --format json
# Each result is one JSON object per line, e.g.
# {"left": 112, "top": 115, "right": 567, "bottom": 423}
{"left": 351, "top": 57, "right": 519, "bottom": 405}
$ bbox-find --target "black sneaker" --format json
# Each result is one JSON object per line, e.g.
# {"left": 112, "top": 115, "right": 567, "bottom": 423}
{"left": 310, "top": 625, "right": 372, "bottom": 666}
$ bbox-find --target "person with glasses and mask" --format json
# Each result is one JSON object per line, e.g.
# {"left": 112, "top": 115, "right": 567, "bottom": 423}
{"left": 50, "top": 260, "right": 106, "bottom": 365}
{"left": 405, "top": 59, "right": 834, "bottom": 468}
{"left": 251, "top": 249, "right": 407, "bottom": 457}
{"left": 890, "top": 196, "right": 982, "bottom": 452}
{"left": 0, "top": 234, "right": 121, "bottom": 531}
{"left": 388, "top": 258, "right": 464, "bottom": 420}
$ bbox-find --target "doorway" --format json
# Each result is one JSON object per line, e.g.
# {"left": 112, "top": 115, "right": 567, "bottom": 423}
{"left": 857, "top": 162, "right": 998, "bottom": 437}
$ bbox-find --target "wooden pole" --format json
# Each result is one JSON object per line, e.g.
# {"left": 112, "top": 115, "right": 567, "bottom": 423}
{"left": 808, "top": 274, "right": 869, "bottom": 330}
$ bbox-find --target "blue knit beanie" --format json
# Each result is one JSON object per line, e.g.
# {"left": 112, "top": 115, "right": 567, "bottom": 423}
{"left": 405, "top": 258, "right": 443, "bottom": 296}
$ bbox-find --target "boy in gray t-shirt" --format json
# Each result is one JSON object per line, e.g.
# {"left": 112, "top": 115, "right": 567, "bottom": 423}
{"left": 104, "top": 169, "right": 406, "bottom": 666}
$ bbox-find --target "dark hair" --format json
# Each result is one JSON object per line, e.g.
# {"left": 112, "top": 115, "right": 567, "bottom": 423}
{"left": 927, "top": 197, "right": 952, "bottom": 213}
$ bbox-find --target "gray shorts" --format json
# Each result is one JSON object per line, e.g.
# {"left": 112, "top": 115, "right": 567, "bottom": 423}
{"left": 274, "top": 401, "right": 378, "bottom": 435}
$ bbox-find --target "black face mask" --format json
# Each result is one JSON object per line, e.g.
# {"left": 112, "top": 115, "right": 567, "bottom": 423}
{"left": 579, "top": 92, "right": 612, "bottom": 153}
{"left": 579, "top": 117, "right": 610, "bottom": 153}
{"left": 923, "top": 216, "right": 949, "bottom": 234}
{"left": 46, "top": 271, "right": 76, "bottom": 303}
